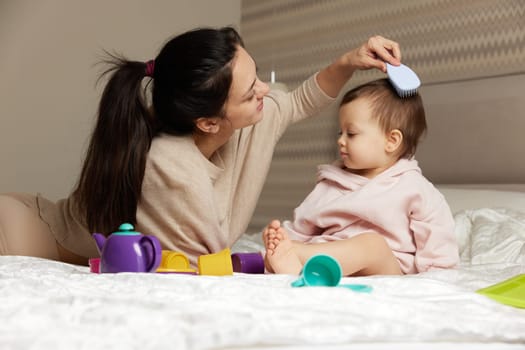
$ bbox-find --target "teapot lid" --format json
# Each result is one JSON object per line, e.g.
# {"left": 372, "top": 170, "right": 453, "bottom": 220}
{"left": 112, "top": 223, "right": 140, "bottom": 236}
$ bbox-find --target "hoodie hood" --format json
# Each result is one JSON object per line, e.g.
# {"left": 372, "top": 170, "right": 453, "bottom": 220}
{"left": 317, "top": 158, "right": 422, "bottom": 191}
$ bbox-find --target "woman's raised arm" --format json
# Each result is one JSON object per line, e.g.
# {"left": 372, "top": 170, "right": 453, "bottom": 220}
{"left": 316, "top": 35, "right": 401, "bottom": 98}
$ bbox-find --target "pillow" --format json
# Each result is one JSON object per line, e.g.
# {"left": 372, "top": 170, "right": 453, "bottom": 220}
{"left": 455, "top": 208, "right": 525, "bottom": 265}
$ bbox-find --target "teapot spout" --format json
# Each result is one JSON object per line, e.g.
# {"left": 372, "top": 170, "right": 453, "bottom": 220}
{"left": 92, "top": 233, "right": 106, "bottom": 255}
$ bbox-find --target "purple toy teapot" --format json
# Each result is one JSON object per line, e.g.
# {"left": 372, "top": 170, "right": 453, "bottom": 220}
{"left": 92, "top": 223, "right": 162, "bottom": 273}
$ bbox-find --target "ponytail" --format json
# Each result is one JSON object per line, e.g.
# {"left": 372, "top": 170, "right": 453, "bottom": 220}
{"left": 73, "top": 55, "right": 153, "bottom": 234}
{"left": 74, "top": 26, "right": 243, "bottom": 234}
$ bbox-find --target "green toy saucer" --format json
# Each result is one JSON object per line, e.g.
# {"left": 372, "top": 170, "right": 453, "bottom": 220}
{"left": 476, "top": 274, "right": 525, "bottom": 309}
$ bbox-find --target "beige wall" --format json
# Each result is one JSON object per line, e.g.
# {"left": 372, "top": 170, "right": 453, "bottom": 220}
{"left": 0, "top": 0, "right": 240, "bottom": 200}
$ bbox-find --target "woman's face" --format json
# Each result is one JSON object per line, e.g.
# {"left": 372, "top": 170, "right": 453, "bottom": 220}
{"left": 222, "top": 46, "right": 270, "bottom": 129}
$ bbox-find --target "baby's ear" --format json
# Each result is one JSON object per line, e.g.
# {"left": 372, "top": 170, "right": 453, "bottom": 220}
{"left": 195, "top": 117, "right": 220, "bottom": 134}
{"left": 385, "top": 129, "right": 403, "bottom": 153}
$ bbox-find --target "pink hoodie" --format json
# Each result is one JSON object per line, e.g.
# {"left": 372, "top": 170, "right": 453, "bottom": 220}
{"left": 283, "top": 158, "right": 459, "bottom": 273}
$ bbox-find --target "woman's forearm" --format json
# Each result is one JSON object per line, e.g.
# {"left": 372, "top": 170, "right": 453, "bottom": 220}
{"left": 315, "top": 36, "right": 401, "bottom": 98}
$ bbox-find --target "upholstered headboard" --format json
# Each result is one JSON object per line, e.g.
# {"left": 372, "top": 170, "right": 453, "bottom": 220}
{"left": 246, "top": 74, "right": 525, "bottom": 233}
{"left": 417, "top": 73, "right": 525, "bottom": 185}
{"left": 242, "top": 0, "right": 525, "bottom": 233}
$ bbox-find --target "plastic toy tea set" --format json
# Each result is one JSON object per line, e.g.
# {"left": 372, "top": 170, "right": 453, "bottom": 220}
{"left": 90, "top": 223, "right": 265, "bottom": 276}
{"left": 87, "top": 222, "right": 525, "bottom": 304}
{"left": 88, "top": 223, "right": 373, "bottom": 292}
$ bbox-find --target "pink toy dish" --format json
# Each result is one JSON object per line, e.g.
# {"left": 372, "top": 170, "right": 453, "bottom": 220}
{"left": 89, "top": 258, "right": 100, "bottom": 273}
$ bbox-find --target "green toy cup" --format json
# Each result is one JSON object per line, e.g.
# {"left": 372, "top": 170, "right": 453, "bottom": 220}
{"left": 291, "top": 254, "right": 373, "bottom": 293}
{"left": 291, "top": 254, "right": 342, "bottom": 287}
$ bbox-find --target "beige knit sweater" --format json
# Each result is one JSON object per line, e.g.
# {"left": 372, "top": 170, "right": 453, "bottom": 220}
{"left": 37, "top": 74, "right": 334, "bottom": 265}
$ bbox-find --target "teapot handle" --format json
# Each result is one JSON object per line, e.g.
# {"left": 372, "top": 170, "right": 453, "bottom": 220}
{"left": 139, "top": 235, "right": 162, "bottom": 272}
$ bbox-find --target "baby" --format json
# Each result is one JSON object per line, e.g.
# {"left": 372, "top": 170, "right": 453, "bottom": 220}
{"left": 263, "top": 78, "right": 459, "bottom": 276}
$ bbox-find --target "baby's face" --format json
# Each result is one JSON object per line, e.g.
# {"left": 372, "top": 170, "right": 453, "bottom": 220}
{"left": 337, "top": 98, "right": 392, "bottom": 178}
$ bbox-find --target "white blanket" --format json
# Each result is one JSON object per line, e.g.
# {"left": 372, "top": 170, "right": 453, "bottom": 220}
{"left": 1, "top": 208, "right": 524, "bottom": 350}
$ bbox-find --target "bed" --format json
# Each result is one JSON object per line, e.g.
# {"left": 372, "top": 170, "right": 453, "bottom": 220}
{"left": 1, "top": 186, "right": 524, "bottom": 350}
{"left": 4, "top": 5, "right": 523, "bottom": 347}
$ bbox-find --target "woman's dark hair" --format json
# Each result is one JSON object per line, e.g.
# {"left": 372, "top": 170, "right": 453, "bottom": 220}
{"left": 73, "top": 26, "right": 243, "bottom": 234}
{"left": 340, "top": 78, "right": 426, "bottom": 159}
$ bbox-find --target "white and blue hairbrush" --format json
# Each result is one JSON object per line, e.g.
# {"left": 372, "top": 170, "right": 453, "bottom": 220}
{"left": 386, "top": 63, "right": 421, "bottom": 98}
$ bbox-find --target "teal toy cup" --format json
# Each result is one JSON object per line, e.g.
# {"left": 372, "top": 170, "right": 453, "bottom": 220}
{"left": 291, "top": 254, "right": 373, "bottom": 293}
{"left": 291, "top": 254, "right": 342, "bottom": 287}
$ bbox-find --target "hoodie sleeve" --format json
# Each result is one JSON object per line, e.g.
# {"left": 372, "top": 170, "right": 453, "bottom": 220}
{"left": 409, "top": 184, "right": 460, "bottom": 272}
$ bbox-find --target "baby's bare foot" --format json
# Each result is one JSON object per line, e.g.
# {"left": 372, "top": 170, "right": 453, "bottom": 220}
{"left": 262, "top": 219, "right": 281, "bottom": 248}
{"left": 266, "top": 227, "right": 302, "bottom": 275}
{"left": 263, "top": 220, "right": 282, "bottom": 273}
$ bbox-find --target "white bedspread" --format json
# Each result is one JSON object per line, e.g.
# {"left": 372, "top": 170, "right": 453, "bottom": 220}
{"left": 1, "top": 208, "right": 525, "bottom": 350}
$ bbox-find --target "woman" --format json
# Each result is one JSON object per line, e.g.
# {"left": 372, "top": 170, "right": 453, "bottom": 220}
{"left": 0, "top": 27, "right": 401, "bottom": 267}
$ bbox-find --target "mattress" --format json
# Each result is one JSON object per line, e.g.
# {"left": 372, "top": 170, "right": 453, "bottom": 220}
{"left": 1, "top": 189, "right": 524, "bottom": 350}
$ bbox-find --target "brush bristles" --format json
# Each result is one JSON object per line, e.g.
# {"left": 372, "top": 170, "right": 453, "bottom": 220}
{"left": 394, "top": 86, "right": 418, "bottom": 98}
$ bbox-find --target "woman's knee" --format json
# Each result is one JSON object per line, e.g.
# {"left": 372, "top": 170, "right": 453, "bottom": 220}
{"left": 0, "top": 195, "right": 24, "bottom": 254}
{"left": 0, "top": 194, "right": 24, "bottom": 227}
{"left": 0, "top": 194, "right": 60, "bottom": 259}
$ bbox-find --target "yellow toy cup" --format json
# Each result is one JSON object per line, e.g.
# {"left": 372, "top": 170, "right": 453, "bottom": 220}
{"left": 198, "top": 248, "right": 233, "bottom": 276}
{"left": 157, "top": 250, "right": 196, "bottom": 274}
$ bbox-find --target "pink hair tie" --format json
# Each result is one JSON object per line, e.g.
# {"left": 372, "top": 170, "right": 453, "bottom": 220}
{"left": 145, "top": 60, "right": 155, "bottom": 77}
